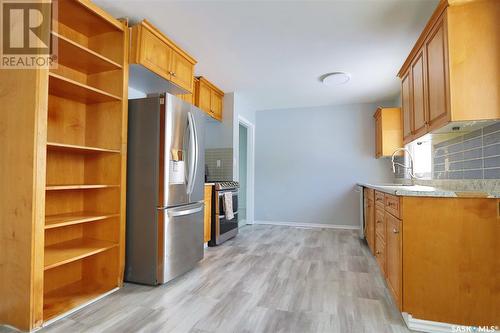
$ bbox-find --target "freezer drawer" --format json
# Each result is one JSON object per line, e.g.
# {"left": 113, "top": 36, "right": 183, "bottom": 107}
{"left": 158, "top": 202, "right": 204, "bottom": 284}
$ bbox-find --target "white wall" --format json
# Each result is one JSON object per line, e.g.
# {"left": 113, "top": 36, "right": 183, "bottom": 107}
{"left": 255, "top": 103, "right": 394, "bottom": 227}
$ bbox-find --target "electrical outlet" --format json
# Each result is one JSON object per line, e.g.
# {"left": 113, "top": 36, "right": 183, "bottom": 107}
{"left": 216, "top": 160, "right": 221, "bottom": 168}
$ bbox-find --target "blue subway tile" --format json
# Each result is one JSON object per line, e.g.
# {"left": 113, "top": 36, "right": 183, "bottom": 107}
{"left": 462, "top": 159, "right": 483, "bottom": 170}
{"left": 483, "top": 130, "right": 500, "bottom": 146}
{"left": 448, "top": 152, "right": 463, "bottom": 162}
{"left": 434, "top": 156, "right": 445, "bottom": 164}
{"left": 449, "top": 161, "right": 463, "bottom": 171}
{"left": 463, "top": 169, "right": 484, "bottom": 179}
{"left": 434, "top": 148, "right": 447, "bottom": 157}
{"left": 484, "top": 168, "right": 500, "bottom": 179}
{"left": 434, "top": 164, "right": 445, "bottom": 172}
{"left": 447, "top": 142, "right": 463, "bottom": 154}
{"left": 463, "top": 137, "right": 482, "bottom": 151}
{"left": 464, "top": 129, "right": 482, "bottom": 141}
{"left": 483, "top": 122, "right": 500, "bottom": 135}
{"left": 483, "top": 144, "right": 500, "bottom": 157}
{"left": 484, "top": 156, "right": 500, "bottom": 168}
{"left": 448, "top": 171, "right": 463, "bottom": 179}
{"left": 463, "top": 148, "right": 482, "bottom": 160}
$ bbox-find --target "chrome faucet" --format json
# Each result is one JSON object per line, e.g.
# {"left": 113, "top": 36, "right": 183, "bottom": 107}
{"left": 391, "top": 147, "right": 418, "bottom": 179}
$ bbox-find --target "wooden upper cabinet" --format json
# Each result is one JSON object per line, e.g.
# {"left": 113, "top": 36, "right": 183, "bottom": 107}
{"left": 210, "top": 90, "right": 223, "bottom": 120}
{"left": 401, "top": 71, "right": 413, "bottom": 144}
{"left": 410, "top": 50, "right": 427, "bottom": 138}
{"left": 374, "top": 107, "right": 402, "bottom": 158}
{"left": 425, "top": 16, "right": 450, "bottom": 131}
{"left": 195, "top": 77, "right": 224, "bottom": 121}
{"left": 197, "top": 79, "right": 212, "bottom": 114}
{"left": 385, "top": 212, "right": 402, "bottom": 311}
{"left": 170, "top": 51, "right": 194, "bottom": 93}
{"left": 139, "top": 26, "right": 171, "bottom": 78}
{"left": 130, "top": 20, "right": 197, "bottom": 93}
{"left": 397, "top": 0, "right": 499, "bottom": 144}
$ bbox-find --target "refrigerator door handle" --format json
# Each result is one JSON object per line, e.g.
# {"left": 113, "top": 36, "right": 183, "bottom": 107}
{"left": 186, "top": 111, "right": 198, "bottom": 195}
{"left": 165, "top": 202, "right": 204, "bottom": 217}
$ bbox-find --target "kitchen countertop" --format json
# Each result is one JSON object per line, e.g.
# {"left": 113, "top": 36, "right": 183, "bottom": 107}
{"left": 357, "top": 182, "right": 500, "bottom": 199}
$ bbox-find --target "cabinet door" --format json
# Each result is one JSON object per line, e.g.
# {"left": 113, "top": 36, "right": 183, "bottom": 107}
{"left": 170, "top": 51, "right": 194, "bottom": 93}
{"left": 197, "top": 81, "right": 212, "bottom": 115}
{"left": 210, "top": 90, "right": 223, "bottom": 121}
{"left": 401, "top": 70, "right": 413, "bottom": 144}
{"left": 204, "top": 186, "right": 212, "bottom": 243}
{"left": 386, "top": 213, "right": 402, "bottom": 310}
{"left": 411, "top": 50, "right": 427, "bottom": 139}
{"left": 364, "top": 197, "right": 375, "bottom": 254}
{"left": 140, "top": 27, "right": 171, "bottom": 79}
{"left": 425, "top": 17, "right": 450, "bottom": 131}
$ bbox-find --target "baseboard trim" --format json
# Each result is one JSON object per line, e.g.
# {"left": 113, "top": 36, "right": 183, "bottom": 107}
{"left": 402, "top": 313, "right": 499, "bottom": 333}
{"left": 253, "top": 220, "right": 359, "bottom": 230}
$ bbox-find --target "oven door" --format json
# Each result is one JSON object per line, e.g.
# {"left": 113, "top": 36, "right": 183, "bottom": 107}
{"left": 217, "top": 189, "right": 238, "bottom": 216}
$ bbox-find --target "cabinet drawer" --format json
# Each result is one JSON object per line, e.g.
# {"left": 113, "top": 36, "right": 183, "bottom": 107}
{"left": 375, "top": 234, "right": 385, "bottom": 274}
{"left": 385, "top": 194, "right": 401, "bottom": 218}
{"left": 364, "top": 187, "right": 374, "bottom": 201}
{"left": 375, "top": 207, "right": 385, "bottom": 239}
{"left": 375, "top": 191, "right": 385, "bottom": 207}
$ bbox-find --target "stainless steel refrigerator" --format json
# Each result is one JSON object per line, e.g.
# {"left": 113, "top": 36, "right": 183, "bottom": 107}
{"left": 125, "top": 93, "right": 205, "bottom": 285}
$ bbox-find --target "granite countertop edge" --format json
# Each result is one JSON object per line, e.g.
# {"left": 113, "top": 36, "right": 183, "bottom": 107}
{"left": 357, "top": 182, "right": 500, "bottom": 199}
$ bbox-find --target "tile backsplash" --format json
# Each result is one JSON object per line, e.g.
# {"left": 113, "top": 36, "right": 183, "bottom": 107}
{"left": 205, "top": 148, "right": 233, "bottom": 181}
{"left": 433, "top": 122, "right": 500, "bottom": 180}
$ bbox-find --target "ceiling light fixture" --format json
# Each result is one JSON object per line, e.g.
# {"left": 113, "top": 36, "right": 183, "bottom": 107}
{"left": 320, "top": 72, "right": 351, "bottom": 85}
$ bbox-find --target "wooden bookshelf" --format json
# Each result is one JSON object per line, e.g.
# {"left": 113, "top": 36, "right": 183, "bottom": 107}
{"left": 1, "top": 1, "right": 128, "bottom": 330}
{"left": 44, "top": 238, "right": 117, "bottom": 270}
{"left": 45, "top": 212, "right": 119, "bottom": 229}
{"left": 47, "top": 142, "right": 120, "bottom": 154}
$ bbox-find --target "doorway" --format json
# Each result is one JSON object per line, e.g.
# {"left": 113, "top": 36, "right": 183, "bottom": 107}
{"left": 238, "top": 116, "right": 255, "bottom": 226}
{"left": 238, "top": 124, "right": 248, "bottom": 226}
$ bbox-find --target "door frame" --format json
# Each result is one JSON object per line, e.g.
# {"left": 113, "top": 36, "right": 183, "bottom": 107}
{"left": 237, "top": 115, "right": 255, "bottom": 225}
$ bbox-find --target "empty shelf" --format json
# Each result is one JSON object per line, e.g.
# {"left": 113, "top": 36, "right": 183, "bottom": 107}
{"left": 44, "top": 238, "right": 117, "bottom": 270}
{"left": 45, "top": 211, "right": 119, "bottom": 229}
{"left": 47, "top": 142, "right": 120, "bottom": 154}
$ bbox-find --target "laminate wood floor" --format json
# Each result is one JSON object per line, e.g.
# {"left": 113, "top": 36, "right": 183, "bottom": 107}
{"left": 3, "top": 225, "right": 412, "bottom": 333}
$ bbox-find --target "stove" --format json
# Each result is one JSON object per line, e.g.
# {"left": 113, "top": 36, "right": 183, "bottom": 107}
{"left": 208, "top": 181, "right": 239, "bottom": 246}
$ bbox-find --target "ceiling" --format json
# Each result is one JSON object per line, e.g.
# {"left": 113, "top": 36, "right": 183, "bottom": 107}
{"left": 94, "top": 0, "right": 438, "bottom": 111}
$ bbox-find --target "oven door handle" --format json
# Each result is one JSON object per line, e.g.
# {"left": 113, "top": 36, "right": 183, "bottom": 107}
{"left": 219, "top": 211, "right": 239, "bottom": 219}
{"left": 218, "top": 190, "right": 238, "bottom": 197}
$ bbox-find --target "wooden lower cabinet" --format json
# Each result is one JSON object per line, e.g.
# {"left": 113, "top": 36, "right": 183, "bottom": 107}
{"left": 203, "top": 185, "right": 212, "bottom": 243}
{"left": 385, "top": 212, "right": 402, "bottom": 310}
{"left": 364, "top": 188, "right": 500, "bottom": 327}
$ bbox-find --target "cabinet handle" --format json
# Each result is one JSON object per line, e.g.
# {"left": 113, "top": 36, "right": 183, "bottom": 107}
{"left": 376, "top": 220, "right": 382, "bottom": 224}
{"left": 392, "top": 228, "right": 399, "bottom": 234}
{"left": 172, "top": 72, "right": 176, "bottom": 77}
{"left": 376, "top": 251, "right": 381, "bottom": 255}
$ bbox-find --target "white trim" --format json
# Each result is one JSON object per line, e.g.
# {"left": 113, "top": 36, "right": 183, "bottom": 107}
{"left": 42, "top": 287, "right": 119, "bottom": 328}
{"left": 238, "top": 115, "right": 255, "bottom": 225}
{"left": 402, "top": 313, "right": 500, "bottom": 333}
{"left": 254, "top": 220, "right": 360, "bottom": 230}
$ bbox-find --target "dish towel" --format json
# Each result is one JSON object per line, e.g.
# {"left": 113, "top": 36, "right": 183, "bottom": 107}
{"left": 223, "top": 192, "right": 234, "bottom": 220}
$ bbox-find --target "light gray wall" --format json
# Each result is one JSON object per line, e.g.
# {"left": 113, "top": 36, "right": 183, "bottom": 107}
{"left": 239, "top": 124, "right": 248, "bottom": 210}
{"left": 205, "top": 92, "right": 234, "bottom": 149}
{"left": 255, "top": 103, "right": 394, "bottom": 227}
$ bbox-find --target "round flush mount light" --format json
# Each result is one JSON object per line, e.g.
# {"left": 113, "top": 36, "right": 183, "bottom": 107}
{"left": 320, "top": 72, "right": 351, "bottom": 85}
